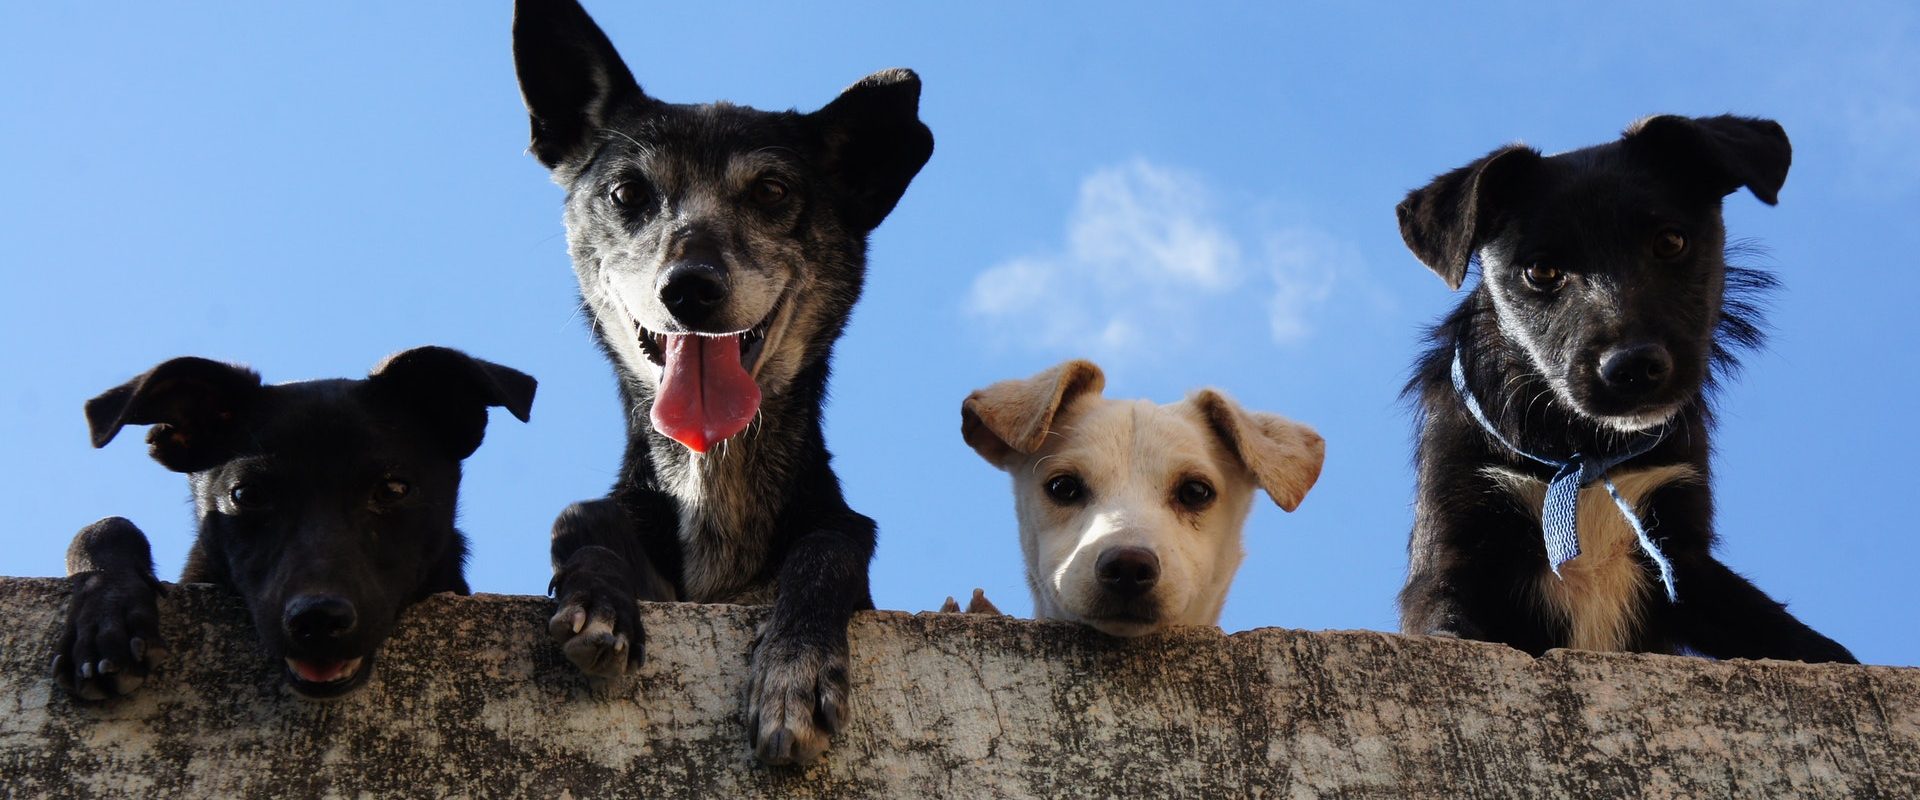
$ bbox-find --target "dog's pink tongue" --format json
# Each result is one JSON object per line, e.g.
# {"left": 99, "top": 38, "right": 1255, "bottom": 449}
{"left": 651, "top": 334, "right": 761, "bottom": 453}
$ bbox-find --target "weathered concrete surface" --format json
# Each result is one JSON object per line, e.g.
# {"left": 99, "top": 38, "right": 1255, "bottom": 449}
{"left": 1, "top": 577, "right": 1914, "bottom": 799}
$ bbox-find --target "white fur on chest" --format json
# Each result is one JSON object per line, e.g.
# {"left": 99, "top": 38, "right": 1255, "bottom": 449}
{"left": 660, "top": 453, "right": 775, "bottom": 604}
{"left": 1484, "top": 463, "right": 1700, "bottom": 652}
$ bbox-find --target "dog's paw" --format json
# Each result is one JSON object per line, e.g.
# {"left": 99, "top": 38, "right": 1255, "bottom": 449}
{"left": 53, "top": 571, "right": 168, "bottom": 701}
{"left": 547, "top": 552, "right": 644, "bottom": 679}
{"left": 1791, "top": 633, "right": 1859, "bottom": 665}
{"left": 747, "top": 634, "right": 850, "bottom": 766}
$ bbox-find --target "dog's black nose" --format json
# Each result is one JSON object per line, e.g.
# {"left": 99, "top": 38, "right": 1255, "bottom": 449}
{"left": 283, "top": 595, "right": 357, "bottom": 641}
{"left": 658, "top": 263, "right": 729, "bottom": 327}
{"left": 1096, "top": 547, "right": 1161, "bottom": 598}
{"left": 1598, "top": 344, "right": 1673, "bottom": 397}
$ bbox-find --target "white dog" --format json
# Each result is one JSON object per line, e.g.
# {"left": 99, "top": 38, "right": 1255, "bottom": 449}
{"left": 962, "top": 360, "right": 1325, "bottom": 636}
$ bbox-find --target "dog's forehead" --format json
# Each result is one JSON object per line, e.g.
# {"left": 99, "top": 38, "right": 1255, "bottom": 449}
{"left": 600, "top": 102, "right": 812, "bottom": 179}
{"left": 1045, "top": 398, "right": 1233, "bottom": 477}
{"left": 1533, "top": 146, "right": 1709, "bottom": 221}
{"left": 236, "top": 379, "right": 424, "bottom": 458}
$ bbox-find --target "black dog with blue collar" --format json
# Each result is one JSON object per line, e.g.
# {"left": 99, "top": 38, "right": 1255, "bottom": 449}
{"left": 1394, "top": 114, "right": 1855, "bottom": 663}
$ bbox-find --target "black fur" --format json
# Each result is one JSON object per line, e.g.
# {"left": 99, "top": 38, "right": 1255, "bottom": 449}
{"left": 513, "top": 0, "right": 932, "bottom": 766}
{"left": 53, "top": 347, "right": 535, "bottom": 700}
{"left": 1395, "top": 115, "right": 1855, "bottom": 663}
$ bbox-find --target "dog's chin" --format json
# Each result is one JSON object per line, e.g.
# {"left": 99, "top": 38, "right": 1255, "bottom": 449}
{"left": 281, "top": 652, "right": 376, "bottom": 699}
{"left": 1594, "top": 408, "right": 1681, "bottom": 433}
{"left": 1576, "top": 398, "right": 1687, "bottom": 433}
{"left": 1065, "top": 599, "right": 1165, "bottom": 637}
{"left": 1079, "top": 615, "right": 1166, "bottom": 638}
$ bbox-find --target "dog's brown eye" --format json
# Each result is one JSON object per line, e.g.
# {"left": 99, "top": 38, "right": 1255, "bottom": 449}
{"left": 373, "top": 480, "right": 410, "bottom": 505}
{"left": 1523, "top": 264, "right": 1564, "bottom": 291}
{"left": 610, "top": 181, "right": 645, "bottom": 208}
{"left": 1175, "top": 480, "right": 1216, "bottom": 510}
{"left": 230, "top": 484, "right": 268, "bottom": 510}
{"left": 1044, "top": 474, "right": 1086, "bottom": 505}
{"left": 1653, "top": 229, "right": 1688, "bottom": 259}
{"left": 749, "top": 178, "right": 789, "bottom": 207}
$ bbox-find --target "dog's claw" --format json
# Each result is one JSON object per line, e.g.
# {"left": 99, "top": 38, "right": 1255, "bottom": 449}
{"left": 550, "top": 604, "right": 642, "bottom": 679}
{"left": 757, "top": 729, "right": 795, "bottom": 764}
{"left": 548, "top": 549, "right": 647, "bottom": 680}
{"left": 56, "top": 569, "right": 166, "bottom": 702}
{"left": 747, "top": 636, "right": 849, "bottom": 766}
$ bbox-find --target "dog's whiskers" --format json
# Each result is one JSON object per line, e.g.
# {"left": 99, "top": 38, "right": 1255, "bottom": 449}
{"left": 597, "top": 128, "right": 655, "bottom": 161}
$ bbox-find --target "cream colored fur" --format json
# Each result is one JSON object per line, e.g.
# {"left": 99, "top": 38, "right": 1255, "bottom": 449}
{"left": 963, "top": 360, "right": 1324, "bottom": 637}
{"left": 1485, "top": 464, "right": 1700, "bottom": 651}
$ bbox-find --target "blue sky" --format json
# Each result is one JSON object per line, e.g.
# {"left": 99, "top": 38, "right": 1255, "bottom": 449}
{"left": 2, "top": 2, "right": 1915, "bottom": 666}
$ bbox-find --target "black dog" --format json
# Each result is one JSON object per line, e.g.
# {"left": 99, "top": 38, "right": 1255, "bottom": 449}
{"left": 1395, "top": 114, "right": 1855, "bottom": 663}
{"left": 512, "top": 0, "right": 932, "bottom": 764}
{"left": 53, "top": 347, "right": 535, "bottom": 700}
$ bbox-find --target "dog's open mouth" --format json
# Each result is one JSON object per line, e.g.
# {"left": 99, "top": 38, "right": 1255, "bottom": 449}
{"left": 283, "top": 654, "right": 372, "bottom": 698}
{"left": 635, "top": 298, "right": 792, "bottom": 454}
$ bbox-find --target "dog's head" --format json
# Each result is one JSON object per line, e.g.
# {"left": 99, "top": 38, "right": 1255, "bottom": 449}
{"left": 963, "top": 361, "right": 1324, "bottom": 637}
{"left": 85, "top": 347, "right": 535, "bottom": 697}
{"left": 513, "top": 0, "right": 933, "bottom": 454}
{"left": 1397, "top": 115, "right": 1790, "bottom": 431}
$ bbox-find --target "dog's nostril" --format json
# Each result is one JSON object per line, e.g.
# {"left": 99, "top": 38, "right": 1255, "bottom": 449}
{"left": 1096, "top": 547, "right": 1161, "bottom": 598}
{"left": 283, "top": 595, "right": 358, "bottom": 641}
{"left": 1598, "top": 344, "right": 1673, "bottom": 394}
{"left": 659, "top": 264, "right": 728, "bottom": 322}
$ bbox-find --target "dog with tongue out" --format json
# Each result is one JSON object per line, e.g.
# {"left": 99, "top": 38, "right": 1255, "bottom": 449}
{"left": 514, "top": 0, "right": 934, "bottom": 767}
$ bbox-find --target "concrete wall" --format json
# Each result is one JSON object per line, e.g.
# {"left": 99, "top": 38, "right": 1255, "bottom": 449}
{"left": 1, "top": 577, "right": 1914, "bottom": 798}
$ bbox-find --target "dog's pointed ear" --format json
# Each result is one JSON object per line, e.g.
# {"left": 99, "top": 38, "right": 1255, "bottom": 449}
{"left": 1189, "top": 389, "right": 1324, "bottom": 513}
{"left": 85, "top": 358, "right": 263, "bottom": 473}
{"left": 1625, "top": 114, "right": 1791, "bottom": 205}
{"left": 367, "top": 347, "right": 537, "bottom": 460}
{"left": 810, "top": 68, "right": 935, "bottom": 232}
{"left": 513, "top": 0, "right": 651, "bottom": 170}
{"left": 1396, "top": 145, "right": 1541, "bottom": 289}
{"left": 961, "top": 360, "right": 1105, "bottom": 467}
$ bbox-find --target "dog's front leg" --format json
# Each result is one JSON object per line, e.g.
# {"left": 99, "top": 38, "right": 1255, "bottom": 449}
{"left": 1398, "top": 563, "right": 1490, "bottom": 642}
{"left": 548, "top": 498, "right": 677, "bottom": 678}
{"left": 54, "top": 516, "right": 169, "bottom": 700}
{"left": 748, "top": 515, "right": 876, "bottom": 766}
{"left": 1670, "top": 555, "right": 1858, "bottom": 664}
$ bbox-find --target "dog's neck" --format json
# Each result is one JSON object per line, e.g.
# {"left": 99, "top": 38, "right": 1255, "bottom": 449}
{"left": 619, "top": 363, "right": 832, "bottom": 602}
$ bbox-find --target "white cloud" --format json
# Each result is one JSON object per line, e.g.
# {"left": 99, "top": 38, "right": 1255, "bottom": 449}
{"left": 965, "top": 159, "right": 1359, "bottom": 361}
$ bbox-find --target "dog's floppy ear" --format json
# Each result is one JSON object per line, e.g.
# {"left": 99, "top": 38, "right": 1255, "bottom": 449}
{"left": 1189, "top": 389, "right": 1324, "bottom": 513}
{"left": 1624, "top": 114, "right": 1791, "bottom": 205}
{"left": 961, "top": 360, "right": 1104, "bottom": 467}
{"left": 1396, "top": 145, "right": 1541, "bottom": 289}
{"left": 367, "top": 347, "right": 537, "bottom": 460}
{"left": 85, "top": 358, "right": 263, "bottom": 473}
{"left": 810, "top": 69, "right": 936, "bottom": 232}
{"left": 513, "top": 0, "right": 651, "bottom": 170}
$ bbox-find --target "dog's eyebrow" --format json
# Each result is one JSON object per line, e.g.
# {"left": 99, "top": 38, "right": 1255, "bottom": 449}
{"left": 748, "top": 145, "right": 800, "bottom": 160}
{"left": 729, "top": 147, "right": 803, "bottom": 178}
{"left": 1162, "top": 465, "right": 1220, "bottom": 489}
{"left": 219, "top": 454, "right": 279, "bottom": 472}
{"left": 594, "top": 128, "right": 656, "bottom": 160}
